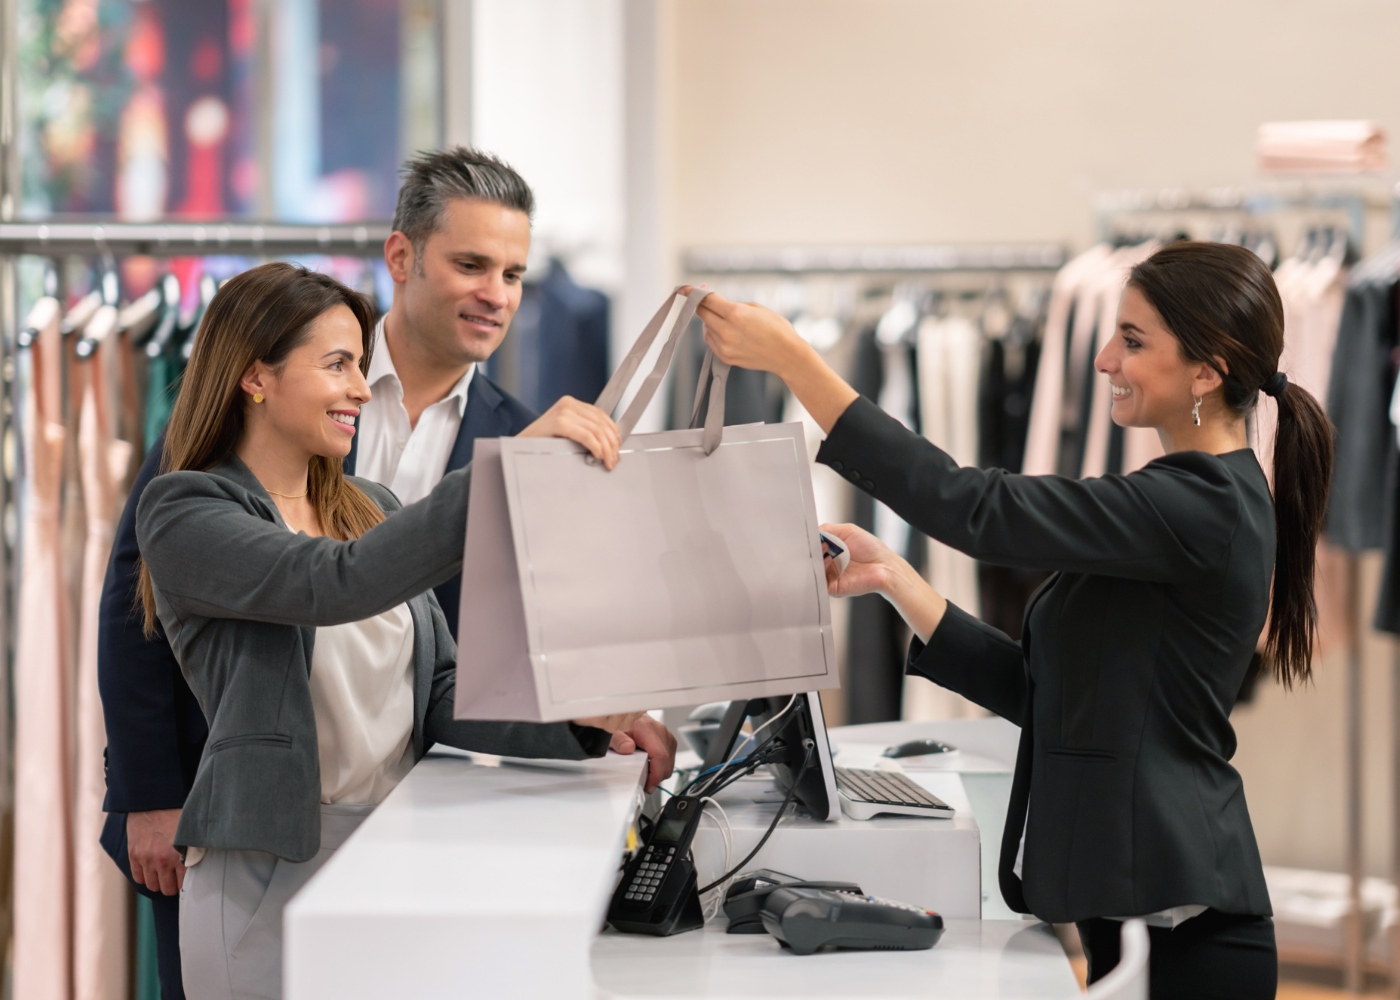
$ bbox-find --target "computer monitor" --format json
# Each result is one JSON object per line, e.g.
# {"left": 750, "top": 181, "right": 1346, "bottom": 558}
{"left": 700, "top": 692, "right": 840, "bottom": 822}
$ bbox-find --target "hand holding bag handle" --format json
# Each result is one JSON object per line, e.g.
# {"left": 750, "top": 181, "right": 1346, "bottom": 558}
{"left": 594, "top": 287, "right": 729, "bottom": 455}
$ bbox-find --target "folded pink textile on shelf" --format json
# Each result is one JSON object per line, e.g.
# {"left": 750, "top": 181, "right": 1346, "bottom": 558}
{"left": 1256, "top": 120, "right": 1388, "bottom": 173}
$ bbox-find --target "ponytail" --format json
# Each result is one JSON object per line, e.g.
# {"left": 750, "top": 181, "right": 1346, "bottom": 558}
{"left": 1264, "top": 377, "right": 1334, "bottom": 687}
{"left": 1128, "top": 242, "right": 1336, "bottom": 689}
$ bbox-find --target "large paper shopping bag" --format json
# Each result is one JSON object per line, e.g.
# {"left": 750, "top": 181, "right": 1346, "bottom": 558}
{"left": 455, "top": 288, "right": 839, "bottom": 722}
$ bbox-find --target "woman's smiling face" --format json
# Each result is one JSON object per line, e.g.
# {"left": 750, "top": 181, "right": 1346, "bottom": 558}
{"left": 240, "top": 304, "right": 371, "bottom": 461}
{"left": 1096, "top": 284, "right": 1210, "bottom": 430}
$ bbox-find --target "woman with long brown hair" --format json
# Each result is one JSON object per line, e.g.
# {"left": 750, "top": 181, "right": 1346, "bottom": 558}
{"left": 689, "top": 241, "right": 1334, "bottom": 998}
{"left": 134, "top": 261, "right": 645, "bottom": 1000}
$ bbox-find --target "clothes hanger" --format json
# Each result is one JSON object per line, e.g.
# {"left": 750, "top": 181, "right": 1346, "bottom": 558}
{"left": 143, "top": 273, "right": 185, "bottom": 357}
{"left": 59, "top": 288, "right": 103, "bottom": 338}
{"left": 179, "top": 273, "right": 219, "bottom": 361}
{"left": 17, "top": 263, "right": 61, "bottom": 349}
{"left": 74, "top": 305, "right": 120, "bottom": 359}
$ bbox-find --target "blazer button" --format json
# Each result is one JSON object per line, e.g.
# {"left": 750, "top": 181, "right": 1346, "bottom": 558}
{"left": 848, "top": 470, "right": 860, "bottom": 481}
{"left": 862, "top": 479, "right": 875, "bottom": 491}
{"left": 830, "top": 461, "right": 844, "bottom": 472}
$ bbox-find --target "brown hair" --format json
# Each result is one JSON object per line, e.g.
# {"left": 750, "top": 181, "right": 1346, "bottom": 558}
{"left": 1128, "top": 241, "right": 1334, "bottom": 687}
{"left": 138, "top": 262, "right": 385, "bottom": 636}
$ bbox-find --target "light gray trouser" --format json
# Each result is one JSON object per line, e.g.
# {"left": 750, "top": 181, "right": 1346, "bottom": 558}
{"left": 179, "top": 803, "right": 373, "bottom": 1000}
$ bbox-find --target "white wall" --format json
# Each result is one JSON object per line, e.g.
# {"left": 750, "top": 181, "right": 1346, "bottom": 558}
{"left": 671, "top": 0, "right": 1400, "bottom": 252}
{"left": 471, "top": 0, "right": 626, "bottom": 290}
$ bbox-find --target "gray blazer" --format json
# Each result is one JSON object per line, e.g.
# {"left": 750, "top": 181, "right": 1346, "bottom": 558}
{"left": 136, "top": 455, "right": 607, "bottom": 862}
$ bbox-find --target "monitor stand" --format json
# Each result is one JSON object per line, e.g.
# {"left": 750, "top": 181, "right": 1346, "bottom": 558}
{"left": 697, "top": 693, "right": 840, "bottom": 823}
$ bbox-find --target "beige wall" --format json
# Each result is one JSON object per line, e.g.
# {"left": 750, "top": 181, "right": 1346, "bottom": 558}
{"left": 671, "top": 0, "right": 1400, "bottom": 252}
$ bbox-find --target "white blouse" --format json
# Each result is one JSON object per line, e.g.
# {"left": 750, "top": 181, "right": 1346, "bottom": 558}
{"left": 308, "top": 603, "right": 416, "bottom": 805}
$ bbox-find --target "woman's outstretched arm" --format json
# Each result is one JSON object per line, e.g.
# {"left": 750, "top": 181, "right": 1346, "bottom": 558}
{"left": 694, "top": 292, "right": 1242, "bottom": 584}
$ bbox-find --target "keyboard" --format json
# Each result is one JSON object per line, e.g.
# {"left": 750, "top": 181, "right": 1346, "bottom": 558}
{"left": 835, "top": 767, "right": 955, "bottom": 820}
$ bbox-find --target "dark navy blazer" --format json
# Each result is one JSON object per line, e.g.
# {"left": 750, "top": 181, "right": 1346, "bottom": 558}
{"left": 98, "top": 368, "right": 535, "bottom": 892}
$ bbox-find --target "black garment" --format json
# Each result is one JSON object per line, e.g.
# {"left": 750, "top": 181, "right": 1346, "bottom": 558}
{"left": 150, "top": 893, "right": 184, "bottom": 1000}
{"left": 1377, "top": 438, "right": 1400, "bottom": 634}
{"left": 1077, "top": 911, "right": 1277, "bottom": 1000}
{"left": 1326, "top": 280, "right": 1398, "bottom": 551}
{"left": 501, "top": 260, "right": 611, "bottom": 413}
{"left": 977, "top": 317, "right": 1041, "bottom": 474}
{"left": 98, "top": 435, "right": 208, "bottom": 852}
{"left": 841, "top": 325, "right": 912, "bottom": 723}
{"left": 816, "top": 397, "right": 1274, "bottom": 923}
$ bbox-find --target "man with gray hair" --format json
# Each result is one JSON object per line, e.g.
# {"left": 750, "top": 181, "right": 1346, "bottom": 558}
{"left": 98, "top": 146, "right": 676, "bottom": 999}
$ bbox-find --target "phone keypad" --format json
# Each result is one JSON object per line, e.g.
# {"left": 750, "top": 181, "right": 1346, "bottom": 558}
{"left": 622, "top": 844, "right": 677, "bottom": 903}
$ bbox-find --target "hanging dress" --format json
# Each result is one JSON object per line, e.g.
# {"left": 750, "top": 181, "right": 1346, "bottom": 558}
{"left": 13, "top": 297, "right": 74, "bottom": 1000}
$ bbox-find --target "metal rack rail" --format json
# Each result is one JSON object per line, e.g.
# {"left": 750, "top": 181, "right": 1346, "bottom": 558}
{"left": 0, "top": 220, "right": 393, "bottom": 257}
{"left": 681, "top": 243, "right": 1068, "bottom": 275}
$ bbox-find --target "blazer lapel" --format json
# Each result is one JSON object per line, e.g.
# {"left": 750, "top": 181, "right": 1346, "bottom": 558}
{"left": 444, "top": 368, "right": 511, "bottom": 473}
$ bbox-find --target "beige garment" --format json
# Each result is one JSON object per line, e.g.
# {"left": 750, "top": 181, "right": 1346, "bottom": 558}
{"left": 905, "top": 315, "right": 985, "bottom": 722}
{"left": 1254, "top": 252, "right": 1349, "bottom": 657}
{"left": 75, "top": 332, "right": 135, "bottom": 1000}
{"left": 1022, "top": 245, "right": 1115, "bottom": 476}
{"left": 1080, "top": 242, "right": 1160, "bottom": 478}
{"left": 1255, "top": 251, "right": 1346, "bottom": 488}
{"left": 308, "top": 603, "right": 416, "bottom": 804}
{"left": 14, "top": 298, "right": 74, "bottom": 1000}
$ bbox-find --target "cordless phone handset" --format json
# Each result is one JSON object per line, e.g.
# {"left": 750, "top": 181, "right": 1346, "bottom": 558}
{"left": 606, "top": 795, "right": 708, "bottom": 936}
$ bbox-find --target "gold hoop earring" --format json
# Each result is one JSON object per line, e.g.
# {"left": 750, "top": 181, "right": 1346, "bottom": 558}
{"left": 1191, "top": 396, "right": 1201, "bottom": 427}
{"left": 252, "top": 393, "right": 264, "bottom": 404}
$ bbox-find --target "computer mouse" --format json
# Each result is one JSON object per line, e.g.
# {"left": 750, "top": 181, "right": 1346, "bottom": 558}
{"left": 759, "top": 887, "right": 944, "bottom": 955}
{"left": 882, "top": 738, "right": 957, "bottom": 759}
{"left": 723, "top": 871, "right": 863, "bottom": 934}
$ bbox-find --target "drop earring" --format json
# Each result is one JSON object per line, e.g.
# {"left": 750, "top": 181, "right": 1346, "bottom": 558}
{"left": 1191, "top": 395, "right": 1201, "bottom": 427}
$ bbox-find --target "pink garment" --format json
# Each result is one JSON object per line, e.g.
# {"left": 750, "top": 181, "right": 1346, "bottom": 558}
{"left": 1022, "top": 245, "right": 1114, "bottom": 476}
{"left": 13, "top": 299, "right": 74, "bottom": 1000}
{"left": 75, "top": 330, "right": 134, "bottom": 1000}
{"left": 1080, "top": 243, "right": 1156, "bottom": 478}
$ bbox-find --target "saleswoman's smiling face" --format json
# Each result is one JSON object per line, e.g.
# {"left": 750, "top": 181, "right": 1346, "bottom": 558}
{"left": 1095, "top": 285, "right": 1219, "bottom": 431}
{"left": 238, "top": 304, "right": 370, "bottom": 460}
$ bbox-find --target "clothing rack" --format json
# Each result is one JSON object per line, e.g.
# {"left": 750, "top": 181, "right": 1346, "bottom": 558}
{"left": 681, "top": 243, "right": 1069, "bottom": 275}
{"left": 1094, "top": 181, "right": 1400, "bottom": 253}
{"left": 0, "top": 220, "right": 393, "bottom": 258}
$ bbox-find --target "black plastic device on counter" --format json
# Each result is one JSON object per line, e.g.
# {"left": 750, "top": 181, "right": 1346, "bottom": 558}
{"left": 606, "top": 794, "right": 707, "bottom": 936}
{"left": 759, "top": 886, "right": 945, "bottom": 955}
{"left": 722, "top": 869, "right": 864, "bottom": 933}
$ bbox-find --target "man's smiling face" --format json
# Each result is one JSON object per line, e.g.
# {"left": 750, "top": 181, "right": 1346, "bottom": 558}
{"left": 398, "top": 196, "right": 531, "bottom": 366}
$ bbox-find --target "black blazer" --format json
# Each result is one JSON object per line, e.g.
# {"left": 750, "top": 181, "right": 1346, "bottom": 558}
{"left": 817, "top": 396, "right": 1275, "bottom": 924}
{"left": 98, "top": 368, "right": 534, "bottom": 884}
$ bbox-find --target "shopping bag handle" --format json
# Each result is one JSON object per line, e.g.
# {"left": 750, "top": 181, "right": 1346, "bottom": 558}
{"left": 594, "top": 287, "right": 728, "bottom": 455}
{"left": 687, "top": 348, "right": 731, "bottom": 451}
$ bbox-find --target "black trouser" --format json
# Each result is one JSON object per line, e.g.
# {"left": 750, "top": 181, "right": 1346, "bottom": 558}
{"left": 149, "top": 890, "right": 186, "bottom": 1000}
{"left": 1077, "top": 909, "right": 1277, "bottom": 1000}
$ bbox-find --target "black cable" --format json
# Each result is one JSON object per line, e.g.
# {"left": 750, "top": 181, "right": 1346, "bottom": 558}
{"left": 696, "top": 740, "right": 815, "bottom": 896}
{"left": 678, "top": 730, "right": 785, "bottom": 798}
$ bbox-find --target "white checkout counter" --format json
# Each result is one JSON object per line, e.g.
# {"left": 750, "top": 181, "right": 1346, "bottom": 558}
{"left": 284, "top": 719, "right": 1077, "bottom": 999}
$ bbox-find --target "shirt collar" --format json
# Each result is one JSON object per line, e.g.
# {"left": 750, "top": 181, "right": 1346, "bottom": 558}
{"left": 368, "top": 314, "right": 474, "bottom": 418}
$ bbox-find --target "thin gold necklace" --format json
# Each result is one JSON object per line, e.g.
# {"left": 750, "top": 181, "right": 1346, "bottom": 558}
{"left": 265, "top": 486, "right": 309, "bottom": 499}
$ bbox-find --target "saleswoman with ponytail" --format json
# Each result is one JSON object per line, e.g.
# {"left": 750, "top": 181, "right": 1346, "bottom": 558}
{"left": 691, "top": 241, "right": 1332, "bottom": 999}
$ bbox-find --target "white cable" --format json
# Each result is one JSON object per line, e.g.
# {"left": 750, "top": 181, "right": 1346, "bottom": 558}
{"left": 699, "top": 693, "right": 800, "bottom": 795}
{"left": 698, "top": 797, "right": 734, "bottom": 920}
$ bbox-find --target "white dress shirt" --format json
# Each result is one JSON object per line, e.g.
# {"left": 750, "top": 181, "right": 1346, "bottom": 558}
{"left": 356, "top": 316, "right": 474, "bottom": 504}
{"left": 308, "top": 602, "right": 416, "bottom": 804}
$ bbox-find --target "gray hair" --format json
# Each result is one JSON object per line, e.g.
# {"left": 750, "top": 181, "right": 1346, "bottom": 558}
{"left": 392, "top": 147, "right": 535, "bottom": 267}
